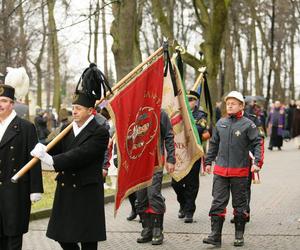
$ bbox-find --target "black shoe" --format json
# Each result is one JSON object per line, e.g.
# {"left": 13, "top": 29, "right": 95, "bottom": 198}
{"left": 127, "top": 210, "right": 137, "bottom": 221}
{"left": 233, "top": 215, "right": 246, "bottom": 247}
{"left": 278, "top": 147, "right": 281, "bottom": 151}
{"left": 234, "top": 238, "right": 244, "bottom": 247}
{"left": 268, "top": 146, "right": 273, "bottom": 150}
{"left": 137, "top": 228, "right": 152, "bottom": 243}
{"left": 203, "top": 216, "right": 224, "bottom": 247}
{"left": 231, "top": 217, "right": 249, "bottom": 224}
{"left": 178, "top": 208, "right": 185, "bottom": 219}
{"left": 152, "top": 214, "right": 164, "bottom": 245}
{"left": 184, "top": 215, "right": 193, "bottom": 223}
{"left": 137, "top": 213, "right": 152, "bottom": 243}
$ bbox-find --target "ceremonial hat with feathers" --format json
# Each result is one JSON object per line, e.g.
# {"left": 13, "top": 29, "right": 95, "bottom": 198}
{"left": 4, "top": 67, "right": 29, "bottom": 100}
{"left": 73, "top": 63, "right": 112, "bottom": 108}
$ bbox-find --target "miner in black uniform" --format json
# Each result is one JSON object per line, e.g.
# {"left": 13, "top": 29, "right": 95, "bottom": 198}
{"left": 31, "top": 64, "right": 111, "bottom": 250}
{"left": 0, "top": 84, "right": 43, "bottom": 250}
{"left": 171, "top": 90, "right": 209, "bottom": 223}
{"left": 203, "top": 91, "right": 261, "bottom": 247}
{"left": 136, "top": 110, "right": 176, "bottom": 245}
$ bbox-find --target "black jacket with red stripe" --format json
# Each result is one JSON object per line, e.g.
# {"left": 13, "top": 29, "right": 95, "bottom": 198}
{"left": 205, "top": 115, "right": 261, "bottom": 177}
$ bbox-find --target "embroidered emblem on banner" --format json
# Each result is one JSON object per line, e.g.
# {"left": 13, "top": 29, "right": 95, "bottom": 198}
{"left": 126, "top": 106, "right": 159, "bottom": 160}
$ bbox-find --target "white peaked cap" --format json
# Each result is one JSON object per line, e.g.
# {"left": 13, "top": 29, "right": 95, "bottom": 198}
{"left": 5, "top": 67, "right": 29, "bottom": 100}
{"left": 224, "top": 91, "right": 245, "bottom": 104}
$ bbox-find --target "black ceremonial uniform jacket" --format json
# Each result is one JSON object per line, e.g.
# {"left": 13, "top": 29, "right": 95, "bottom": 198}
{"left": 192, "top": 107, "right": 208, "bottom": 137}
{"left": 46, "top": 117, "right": 109, "bottom": 243}
{"left": 0, "top": 115, "right": 43, "bottom": 236}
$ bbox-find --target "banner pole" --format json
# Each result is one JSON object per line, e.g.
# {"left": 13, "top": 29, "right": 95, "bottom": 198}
{"left": 11, "top": 47, "right": 164, "bottom": 183}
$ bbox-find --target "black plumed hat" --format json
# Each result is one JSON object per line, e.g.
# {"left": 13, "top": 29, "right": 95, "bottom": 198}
{"left": 72, "top": 63, "right": 112, "bottom": 108}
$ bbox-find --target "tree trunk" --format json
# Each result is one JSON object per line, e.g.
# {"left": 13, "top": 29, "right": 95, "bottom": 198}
{"left": 111, "top": 1, "right": 143, "bottom": 81}
{"left": 101, "top": 0, "right": 109, "bottom": 77}
{"left": 34, "top": 1, "right": 46, "bottom": 107}
{"left": 93, "top": 0, "right": 100, "bottom": 64}
{"left": 223, "top": 16, "right": 235, "bottom": 96}
{"left": 272, "top": 40, "right": 284, "bottom": 102}
{"left": 47, "top": 0, "right": 61, "bottom": 111}
{"left": 289, "top": 4, "right": 296, "bottom": 100}
{"left": 252, "top": 17, "right": 262, "bottom": 96}
{"left": 46, "top": 37, "right": 52, "bottom": 109}
{"left": 87, "top": 1, "right": 92, "bottom": 63}
{"left": 193, "top": 0, "right": 231, "bottom": 109}
{"left": 0, "top": 0, "right": 15, "bottom": 72}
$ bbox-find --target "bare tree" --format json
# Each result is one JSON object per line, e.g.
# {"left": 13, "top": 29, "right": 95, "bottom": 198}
{"left": 111, "top": 0, "right": 143, "bottom": 80}
{"left": 47, "top": 0, "right": 62, "bottom": 111}
{"left": 101, "top": 0, "right": 109, "bottom": 77}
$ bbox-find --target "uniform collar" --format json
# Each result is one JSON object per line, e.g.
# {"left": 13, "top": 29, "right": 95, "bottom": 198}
{"left": 228, "top": 110, "right": 243, "bottom": 120}
{"left": 0, "top": 110, "right": 17, "bottom": 142}
{"left": 72, "top": 115, "right": 94, "bottom": 137}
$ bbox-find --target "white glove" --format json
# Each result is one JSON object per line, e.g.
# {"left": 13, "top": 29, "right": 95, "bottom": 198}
{"left": 31, "top": 143, "right": 54, "bottom": 166}
{"left": 30, "top": 193, "right": 42, "bottom": 203}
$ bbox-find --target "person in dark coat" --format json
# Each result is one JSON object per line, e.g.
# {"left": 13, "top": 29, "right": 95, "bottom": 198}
{"left": 291, "top": 100, "right": 300, "bottom": 149}
{"left": 31, "top": 64, "right": 111, "bottom": 250}
{"left": 136, "top": 110, "right": 176, "bottom": 245}
{"left": 203, "top": 91, "right": 261, "bottom": 247}
{"left": 0, "top": 84, "right": 43, "bottom": 250}
{"left": 267, "top": 101, "right": 285, "bottom": 150}
{"left": 286, "top": 100, "right": 296, "bottom": 134}
{"left": 172, "top": 90, "right": 209, "bottom": 223}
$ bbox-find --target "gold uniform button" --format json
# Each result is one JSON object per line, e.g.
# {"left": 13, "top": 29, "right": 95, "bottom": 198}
{"left": 10, "top": 146, "right": 14, "bottom": 150}
{"left": 62, "top": 171, "right": 65, "bottom": 175}
{"left": 0, "top": 170, "right": 1, "bottom": 174}
{"left": 0, "top": 182, "right": 2, "bottom": 185}
{"left": 11, "top": 158, "right": 15, "bottom": 161}
{"left": 73, "top": 184, "right": 76, "bottom": 188}
{"left": 72, "top": 173, "right": 76, "bottom": 176}
{"left": 13, "top": 169, "right": 16, "bottom": 172}
{"left": 61, "top": 183, "right": 65, "bottom": 187}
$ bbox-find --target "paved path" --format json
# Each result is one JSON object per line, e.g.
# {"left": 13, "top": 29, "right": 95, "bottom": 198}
{"left": 24, "top": 139, "right": 300, "bottom": 249}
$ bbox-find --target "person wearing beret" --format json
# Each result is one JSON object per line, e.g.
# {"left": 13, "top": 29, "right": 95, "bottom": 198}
{"left": 0, "top": 84, "right": 43, "bottom": 250}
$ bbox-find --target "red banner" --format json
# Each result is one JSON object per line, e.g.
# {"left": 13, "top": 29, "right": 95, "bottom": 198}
{"left": 108, "top": 56, "right": 164, "bottom": 214}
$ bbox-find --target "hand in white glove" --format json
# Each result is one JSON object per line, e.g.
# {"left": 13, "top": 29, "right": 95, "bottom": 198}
{"left": 31, "top": 143, "right": 53, "bottom": 166}
{"left": 30, "top": 193, "right": 42, "bottom": 203}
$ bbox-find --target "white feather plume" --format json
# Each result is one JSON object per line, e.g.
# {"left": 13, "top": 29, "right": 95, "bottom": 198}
{"left": 5, "top": 67, "right": 29, "bottom": 100}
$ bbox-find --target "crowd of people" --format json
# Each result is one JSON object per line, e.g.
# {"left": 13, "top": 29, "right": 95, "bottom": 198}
{"left": 1, "top": 64, "right": 300, "bottom": 250}
{"left": 215, "top": 98, "right": 300, "bottom": 151}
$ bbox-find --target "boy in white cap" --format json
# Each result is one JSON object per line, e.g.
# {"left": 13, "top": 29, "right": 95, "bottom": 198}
{"left": 203, "top": 91, "right": 261, "bottom": 247}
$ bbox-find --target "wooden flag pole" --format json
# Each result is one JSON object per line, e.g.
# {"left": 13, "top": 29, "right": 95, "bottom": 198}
{"left": 11, "top": 122, "right": 73, "bottom": 183}
{"left": 11, "top": 47, "right": 164, "bottom": 183}
{"left": 191, "top": 67, "right": 206, "bottom": 91}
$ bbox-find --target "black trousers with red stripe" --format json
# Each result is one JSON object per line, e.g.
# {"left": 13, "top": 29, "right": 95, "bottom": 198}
{"left": 209, "top": 175, "right": 248, "bottom": 217}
